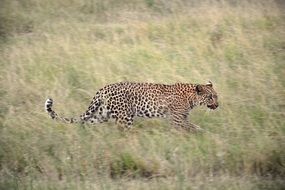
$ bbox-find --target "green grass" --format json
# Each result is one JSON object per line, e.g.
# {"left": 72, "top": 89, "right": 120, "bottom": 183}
{"left": 0, "top": 0, "right": 285, "bottom": 189}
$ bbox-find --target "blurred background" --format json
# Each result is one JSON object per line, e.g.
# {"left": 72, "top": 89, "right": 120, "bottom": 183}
{"left": 0, "top": 0, "right": 284, "bottom": 189}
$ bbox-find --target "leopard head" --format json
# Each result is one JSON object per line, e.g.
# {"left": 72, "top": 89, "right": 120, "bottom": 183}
{"left": 195, "top": 81, "right": 219, "bottom": 110}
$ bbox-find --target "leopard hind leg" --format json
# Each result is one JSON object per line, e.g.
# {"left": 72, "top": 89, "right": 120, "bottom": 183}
{"left": 115, "top": 108, "right": 134, "bottom": 131}
{"left": 88, "top": 104, "right": 111, "bottom": 124}
{"left": 80, "top": 92, "right": 103, "bottom": 122}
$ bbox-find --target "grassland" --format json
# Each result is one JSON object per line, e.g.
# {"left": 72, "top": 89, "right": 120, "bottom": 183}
{"left": 0, "top": 0, "right": 284, "bottom": 189}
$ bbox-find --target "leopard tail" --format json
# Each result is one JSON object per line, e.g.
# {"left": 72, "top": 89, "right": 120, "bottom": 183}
{"left": 45, "top": 98, "right": 81, "bottom": 123}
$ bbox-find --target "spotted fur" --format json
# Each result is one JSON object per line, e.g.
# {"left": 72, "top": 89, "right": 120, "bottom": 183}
{"left": 45, "top": 81, "right": 219, "bottom": 131}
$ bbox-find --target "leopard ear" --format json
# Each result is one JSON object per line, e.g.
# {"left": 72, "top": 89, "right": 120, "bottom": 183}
{"left": 196, "top": 85, "right": 203, "bottom": 95}
{"left": 206, "top": 81, "right": 213, "bottom": 87}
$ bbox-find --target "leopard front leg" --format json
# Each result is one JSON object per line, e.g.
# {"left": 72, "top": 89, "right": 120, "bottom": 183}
{"left": 168, "top": 110, "right": 203, "bottom": 133}
{"left": 188, "top": 122, "right": 204, "bottom": 132}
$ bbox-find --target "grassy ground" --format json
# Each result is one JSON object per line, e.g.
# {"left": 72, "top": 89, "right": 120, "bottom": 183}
{"left": 0, "top": 0, "right": 284, "bottom": 189}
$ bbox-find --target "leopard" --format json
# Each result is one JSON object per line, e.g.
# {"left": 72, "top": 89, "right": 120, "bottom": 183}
{"left": 45, "top": 81, "right": 219, "bottom": 132}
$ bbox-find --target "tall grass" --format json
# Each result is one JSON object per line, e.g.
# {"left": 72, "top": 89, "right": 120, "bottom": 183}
{"left": 0, "top": 0, "right": 284, "bottom": 189}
